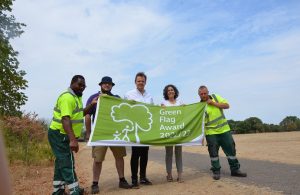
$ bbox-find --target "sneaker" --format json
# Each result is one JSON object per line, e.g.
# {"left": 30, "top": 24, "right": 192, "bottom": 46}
{"left": 91, "top": 184, "right": 99, "bottom": 194}
{"left": 140, "top": 178, "right": 152, "bottom": 185}
{"left": 131, "top": 179, "right": 139, "bottom": 189}
{"left": 231, "top": 170, "right": 247, "bottom": 177}
{"left": 212, "top": 170, "right": 220, "bottom": 180}
{"left": 119, "top": 179, "right": 132, "bottom": 189}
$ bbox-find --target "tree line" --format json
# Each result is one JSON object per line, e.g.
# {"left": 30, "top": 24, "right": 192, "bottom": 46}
{"left": 228, "top": 116, "right": 300, "bottom": 134}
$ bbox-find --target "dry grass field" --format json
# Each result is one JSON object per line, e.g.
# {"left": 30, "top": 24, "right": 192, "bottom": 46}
{"left": 10, "top": 131, "right": 300, "bottom": 194}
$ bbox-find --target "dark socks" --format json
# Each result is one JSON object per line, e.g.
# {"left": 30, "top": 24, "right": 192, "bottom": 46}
{"left": 92, "top": 181, "right": 98, "bottom": 186}
{"left": 119, "top": 177, "right": 126, "bottom": 182}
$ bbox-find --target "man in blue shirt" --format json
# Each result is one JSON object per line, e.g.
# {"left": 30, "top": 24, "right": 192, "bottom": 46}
{"left": 85, "top": 76, "right": 131, "bottom": 194}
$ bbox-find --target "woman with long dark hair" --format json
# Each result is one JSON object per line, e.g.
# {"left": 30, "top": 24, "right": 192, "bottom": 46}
{"left": 161, "top": 84, "right": 184, "bottom": 183}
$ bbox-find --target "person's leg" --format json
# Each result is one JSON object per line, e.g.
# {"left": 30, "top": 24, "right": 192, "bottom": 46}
{"left": 175, "top": 146, "right": 183, "bottom": 182}
{"left": 139, "top": 146, "right": 149, "bottom": 179}
{"left": 92, "top": 161, "right": 102, "bottom": 183}
{"left": 220, "top": 131, "right": 246, "bottom": 177}
{"left": 206, "top": 134, "right": 221, "bottom": 180}
{"left": 110, "top": 146, "right": 126, "bottom": 178}
{"left": 52, "top": 157, "right": 66, "bottom": 195}
{"left": 139, "top": 146, "right": 152, "bottom": 185}
{"left": 131, "top": 146, "right": 140, "bottom": 187}
{"left": 110, "top": 147, "right": 131, "bottom": 189}
{"left": 48, "top": 130, "right": 65, "bottom": 195}
{"left": 50, "top": 131, "right": 81, "bottom": 194}
{"left": 49, "top": 129, "right": 83, "bottom": 194}
{"left": 91, "top": 146, "right": 107, "bottom": 193}
{"left": 165, "top": 146, "right": 173, "bottom": 181}
{"left": 60, "top": 151, "right": 82, "bottom": 195}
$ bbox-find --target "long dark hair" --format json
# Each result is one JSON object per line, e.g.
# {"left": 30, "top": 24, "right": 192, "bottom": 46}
{"left": 163, "top": 84, "right": 179, "bottom": 100}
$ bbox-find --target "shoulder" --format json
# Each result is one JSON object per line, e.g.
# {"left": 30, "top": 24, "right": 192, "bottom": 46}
{"left": 161, "top": 99, "right": 168, "bottom": 105}
{"left": 126, "top": 89, "right": 136, "bottom": 95}
{"left": 86, "top": 92, "right": 99, "bottom": 104}
{"left": 177, "top": 99, "right": 184, "bottom": 105}
{"left": 212, "top": 94, "right": 227, "bottom": 103}
{"left": 59, "top": 92, "right": 74, "bottom": 101}
{"left": 125, "top": 89, "right": 136, "bottom": 98}
{"left": 90, "top": 92, "right": 99, "bottom": 98}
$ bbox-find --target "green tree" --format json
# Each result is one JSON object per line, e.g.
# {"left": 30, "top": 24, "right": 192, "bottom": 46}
{"left": 244, "top": 117, "right": 264, "bottom": 133}
{"left": 0, "top": 0, "right": 27, "bottom": 116}
{"left": 279, "top": 116, "right": 300, "bottom": 131}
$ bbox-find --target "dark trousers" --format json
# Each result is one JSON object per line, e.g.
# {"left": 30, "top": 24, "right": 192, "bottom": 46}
{"left": 206, "top": 131, "right": 240, "bottom": 172}
{"left": 131, "top": 146, "right": 149, "bottom": 180}
{"left": 48, "top": 129, "right": 81, "bottom": 195}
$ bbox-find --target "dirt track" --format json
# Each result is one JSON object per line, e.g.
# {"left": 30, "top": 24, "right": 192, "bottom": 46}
{"left": 10, "top": 131, "right": 300, "bottom": 194}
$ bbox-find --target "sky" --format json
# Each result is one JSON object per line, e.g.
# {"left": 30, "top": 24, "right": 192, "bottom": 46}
{"left": 10, "top": 0, "right": 300, "bottom": 124}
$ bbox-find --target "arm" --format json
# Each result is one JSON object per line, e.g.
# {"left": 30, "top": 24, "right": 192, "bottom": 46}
{"left": 83, "top": 96, "right": 98, "bottom": 116}
{"left": 206, "top": 98, "right": 229, "bottom": 109}
{"left": 62, "top": 116, "right": 79, "bottom": 153}
{"left": 85, "top": 114, "right": 92, "bottom": 141}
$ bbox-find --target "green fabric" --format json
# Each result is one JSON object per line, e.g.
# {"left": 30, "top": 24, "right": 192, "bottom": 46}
{"left": 89, "top": 95, "right": 206, "bottom": 146}
{"left": 50, "top": 89, "right": 83, "bottom": 137}
{"left": 205, "top": 94, "right": 230, "bottom": 135}
{"left": 206, "top": 131, "right": 240, "bottom": 172}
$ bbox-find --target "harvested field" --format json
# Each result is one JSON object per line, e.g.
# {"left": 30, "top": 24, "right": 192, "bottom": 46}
{"left": 10, "top": 131, "right": 300, "bottom": 194}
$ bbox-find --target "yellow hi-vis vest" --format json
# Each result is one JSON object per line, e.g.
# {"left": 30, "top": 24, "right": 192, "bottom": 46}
{"left": 204, "top": 94, "right": 231, "bottom": 135}
{"left": 49, "top": 88, "right": 84, "bottom": 137}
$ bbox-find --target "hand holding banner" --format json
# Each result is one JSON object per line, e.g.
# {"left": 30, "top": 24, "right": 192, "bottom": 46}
{"left": 88, "top": 95, "right": 206, "bottom": 146}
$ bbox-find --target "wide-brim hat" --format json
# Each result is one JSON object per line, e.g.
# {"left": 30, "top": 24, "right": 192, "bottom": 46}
{"left": 99, "top": 76, "right": 115, "bottom": 86}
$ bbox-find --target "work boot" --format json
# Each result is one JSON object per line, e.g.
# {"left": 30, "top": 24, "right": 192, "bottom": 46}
{"left": 212, "top": 170, "right": 220, "bottom": 180}
{"left": 140, "top": 177, "right": 152, "bottom": 185}
{"left": 91, "top": 184, "right": 99, "bottom": 194}
{"left": 131, "top": 179, "right": 139, "bottom": 189}
{"left": 231, "top": 170, "right": 247, "bottom": 177}
{"left": 119, "top": 179, "right": 132, "bottom": 189}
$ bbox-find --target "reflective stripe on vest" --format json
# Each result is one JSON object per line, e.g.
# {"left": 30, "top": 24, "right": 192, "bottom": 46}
{"left": 54, "top": 107, "right": 83, "bottom": 114}
{"left": 53, "top": 91, "right": 81, "bottom": 114}
{"left": 52, "top": 117, "right": 84, "bottom": 124}
{"left": 205, "top": 94, "right": 228, "bottom": 130}
{"left": 206, "top": 121, "right": 228, "bottom": 130}
{"left": 52, "top": 91, "right": 83, "bottom": 124}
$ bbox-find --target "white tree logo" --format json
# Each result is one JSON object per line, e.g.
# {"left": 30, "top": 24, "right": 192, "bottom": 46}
{"left": 111, "top": 103, "right": 153, "bottom": 143}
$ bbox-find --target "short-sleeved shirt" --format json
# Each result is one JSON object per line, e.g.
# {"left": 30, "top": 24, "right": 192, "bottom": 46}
{"left": 161, "top": 99, "right": 183, "bottom": 107}
{"left": 86, "top": 91, "right": 120, "bottom": 121}
{"left": 124, "top": 88, "right": 153, "bottom": 104}
{"left": 50, "top": 88, "right": 83, "bottom": 137}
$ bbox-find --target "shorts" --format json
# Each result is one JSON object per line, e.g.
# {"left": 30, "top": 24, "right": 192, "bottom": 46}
{"left": 92, "top": 146, "right": 126, "bottom": 162}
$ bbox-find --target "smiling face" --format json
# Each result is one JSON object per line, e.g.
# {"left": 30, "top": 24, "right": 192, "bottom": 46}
{"left": 167, "top": 86, "right": 176, "bottom": 99}
{"left": 100, "top": 82, "right": 112, "bottom": 93}
{"left": 135, "top": 76, "right": 146, "bottom": 92}
{"left": 198, "top": 87, "right": 209, "bottom": 101}
{"left": 71, "top": 78, "right": 86, "bottom": 96}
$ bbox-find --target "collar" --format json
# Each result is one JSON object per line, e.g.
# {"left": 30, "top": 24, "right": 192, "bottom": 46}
{"left": 135, "top": 88, "right": 147, "bottom": 96}
{"left": 68, "top": 87, "right": 76, "bottom": 96}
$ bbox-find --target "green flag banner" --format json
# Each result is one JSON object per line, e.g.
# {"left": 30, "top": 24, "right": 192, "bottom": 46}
{"left": 88, "top": 95, "right": 206, "bottom": 146}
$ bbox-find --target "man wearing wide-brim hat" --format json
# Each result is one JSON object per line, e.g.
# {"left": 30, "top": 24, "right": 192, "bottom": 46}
{"left": 85, "top": 76, "right": 131, "bottom": 194}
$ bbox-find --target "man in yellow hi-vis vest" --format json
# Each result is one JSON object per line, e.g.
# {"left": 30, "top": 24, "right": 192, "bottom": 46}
{"left": 48, "top": 75, "right": 97, "bottom": 195}
{"left": 199, "top": 85, "right": 247, "bottom": 180}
